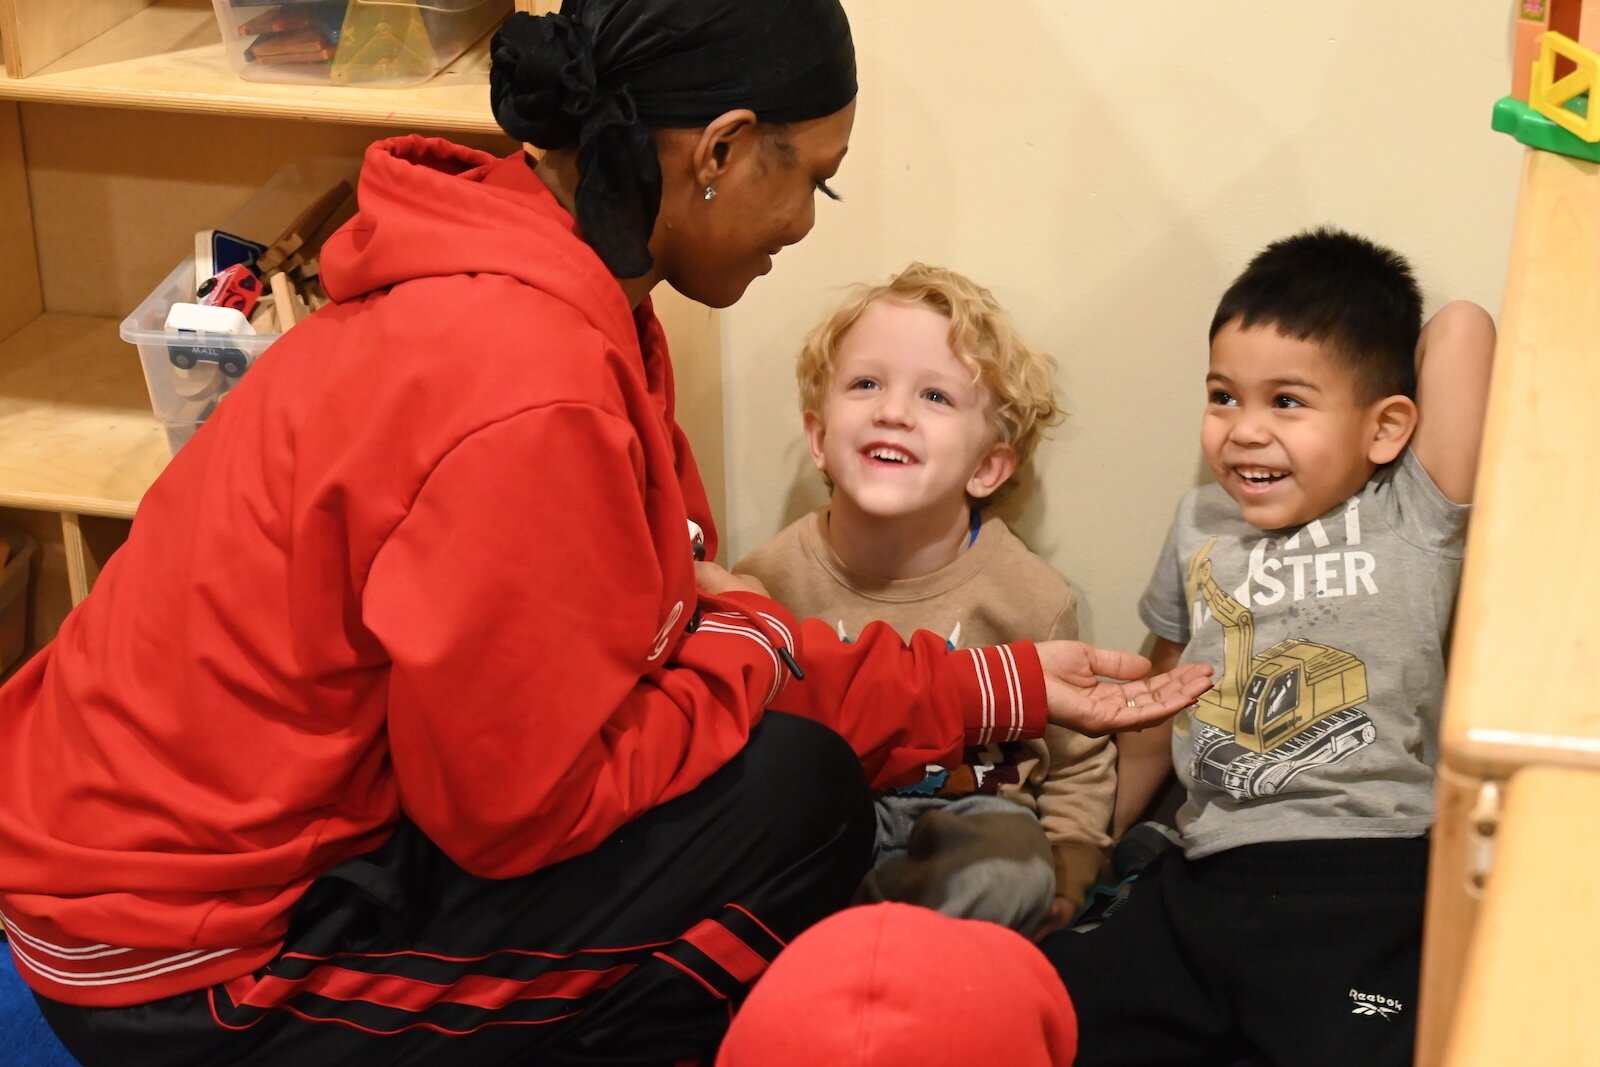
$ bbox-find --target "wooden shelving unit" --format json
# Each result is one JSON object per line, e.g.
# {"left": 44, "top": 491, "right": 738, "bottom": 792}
{"left": 0, "top": 0, "right": 500, "bottom": 132}
{"left": 0, "top": 0, "right": 730, "bottom": 665}
{"left": 0, "top": 0, "right": 528, "bottom": 656}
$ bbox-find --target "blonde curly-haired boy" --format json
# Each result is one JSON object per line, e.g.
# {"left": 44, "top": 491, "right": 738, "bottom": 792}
{"left": 737, "top": 262, "right": 1113, "bottom": 937}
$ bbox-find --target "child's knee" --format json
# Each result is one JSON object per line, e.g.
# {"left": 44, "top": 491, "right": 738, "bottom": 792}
{"left": 859, "top": 806, "right": 1054, "bottom": 934}
{"left": 743, "top": 713, "right": 874, "bottom": 868}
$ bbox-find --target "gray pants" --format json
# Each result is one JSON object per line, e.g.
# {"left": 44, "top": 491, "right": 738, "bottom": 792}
{"left": 856, "top": 794, "right": 1055, "bottom": 935}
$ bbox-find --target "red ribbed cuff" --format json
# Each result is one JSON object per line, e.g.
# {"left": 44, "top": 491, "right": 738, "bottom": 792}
{"left": 952, "top": 641, "right": 1047, "bottom": 747}
{"left": 706, "top": 591, "right": 801, "bottom": 705}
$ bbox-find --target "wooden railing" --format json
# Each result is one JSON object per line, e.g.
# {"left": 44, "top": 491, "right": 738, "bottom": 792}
{"left": 1418, "top": 147, "right": 1600, "bottom": 1064}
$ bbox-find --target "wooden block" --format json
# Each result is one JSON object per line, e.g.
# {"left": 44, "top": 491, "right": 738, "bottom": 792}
{"left": 257, "top": 180, "right": 354, "bottom": 275}
{"left": 248, "top": 294, "right": 279, "bottom": 333}
{"left": 268, "top": 271, "right": 310, "bottom": 332}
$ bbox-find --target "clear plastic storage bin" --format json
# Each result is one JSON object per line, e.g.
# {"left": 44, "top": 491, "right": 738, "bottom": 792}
{"left": 211, "top": 0, "right": 511, "bottom": 87}
{"left": 119, "top": 158, "right": 357, "bottom": 454}
{"left": 0, "top": 531, "right": 37, "bottom": 675}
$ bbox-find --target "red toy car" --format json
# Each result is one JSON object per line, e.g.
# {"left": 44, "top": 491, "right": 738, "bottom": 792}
{"left": 197, "top": 263, "right": 263, "bottom": 317}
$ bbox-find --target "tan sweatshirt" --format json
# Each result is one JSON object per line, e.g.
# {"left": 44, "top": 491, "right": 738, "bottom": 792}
{"left": 736, "top": 509, "right": 1115, "bottom": 909}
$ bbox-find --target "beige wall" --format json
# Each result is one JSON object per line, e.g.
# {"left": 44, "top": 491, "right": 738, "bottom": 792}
{"left": 718, "top": 1, "right": 1523, "bottom": 652}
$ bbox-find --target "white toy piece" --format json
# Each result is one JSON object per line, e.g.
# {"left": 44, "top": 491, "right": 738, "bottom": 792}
{"left": 164, "top": 302, "right": 257, "bottom": 336}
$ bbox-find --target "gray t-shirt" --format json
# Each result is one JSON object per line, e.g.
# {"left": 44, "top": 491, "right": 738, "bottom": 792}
{"left": 1138, "top": 450, "right": 1469, "bottom": 859}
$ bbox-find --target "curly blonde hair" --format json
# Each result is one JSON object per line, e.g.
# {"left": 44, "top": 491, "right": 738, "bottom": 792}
{"left": 796, "top": 263, "right": 1062, "bottom": 467}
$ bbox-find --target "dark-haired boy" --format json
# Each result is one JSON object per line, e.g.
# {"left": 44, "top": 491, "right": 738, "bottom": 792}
{"left": 1044, "top": 228, "right": 1496, "bottom": 1067}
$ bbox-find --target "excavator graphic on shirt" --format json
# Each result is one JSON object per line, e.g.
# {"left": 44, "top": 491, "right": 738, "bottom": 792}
{"left": 1182, "top": 538, "right": 1376, "bottom": 802}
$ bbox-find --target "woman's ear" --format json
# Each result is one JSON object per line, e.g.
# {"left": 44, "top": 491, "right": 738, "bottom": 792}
{"left": 803, "top": 410, "right": 829, "bottom": 473}
{"left": 967, "top": 443, "right": 1019, "bottom": 501}
{"left": 1367, "top": 394, "right": 1419, "bottom": 466}
{"left": 693, "top": 109, "right": 759, "bottom": 189}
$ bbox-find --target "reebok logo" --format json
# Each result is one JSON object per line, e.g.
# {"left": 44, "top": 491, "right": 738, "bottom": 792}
{"left": 1349, "top": 989, "right": 1403, "bottom": 1018}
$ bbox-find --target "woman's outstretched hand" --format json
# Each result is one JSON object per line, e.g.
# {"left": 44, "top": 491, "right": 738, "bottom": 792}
{"left": 1036, "top": 641, "right": 1213, "bottom": 736}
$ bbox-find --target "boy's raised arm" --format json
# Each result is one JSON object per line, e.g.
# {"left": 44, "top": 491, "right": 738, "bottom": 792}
{"left": 1410, "top": 300, "right": 1497, "bottom": 504}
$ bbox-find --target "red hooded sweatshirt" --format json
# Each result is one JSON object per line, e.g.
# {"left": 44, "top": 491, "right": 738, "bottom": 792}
{"left": 0, "top": 137, "right": 1046, "bottom": 1007}
{"left": 715, "top": 903, "right": 1078, "bottom": 1066}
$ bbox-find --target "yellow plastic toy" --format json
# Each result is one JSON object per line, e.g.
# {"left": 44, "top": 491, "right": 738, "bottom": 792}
{"left": 330, "top": 2, "right": 438, "bottom": 86}
{"left": 1529, "top": 31, "right": 1600, "bottom": 142}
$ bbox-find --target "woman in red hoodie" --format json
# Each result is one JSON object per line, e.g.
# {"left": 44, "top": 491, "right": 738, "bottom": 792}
{"left": 0, "top": 1, "right": 1210, "bottom": 1062}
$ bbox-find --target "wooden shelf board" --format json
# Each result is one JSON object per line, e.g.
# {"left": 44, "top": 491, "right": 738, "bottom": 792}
{"left": 1440, "top": 148, "right": 1600, "bottom": 779}
{"left": 0, "top": 313, "right": 170, "bottom": 518}
{"left": 0, "top": 0, "right": 499, "bottom": 134}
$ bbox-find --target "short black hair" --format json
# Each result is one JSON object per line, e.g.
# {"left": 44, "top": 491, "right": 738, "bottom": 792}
{"left": 1209, "top": 227, "right": 1422, "bottom": 401}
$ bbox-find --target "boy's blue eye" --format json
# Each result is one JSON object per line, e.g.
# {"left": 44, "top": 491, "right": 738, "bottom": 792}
{"left": 849, "top": 377, "right": 879, "bottom": 391}
{"left": 1209, "top": 390, "right": 1236, "bottom": 406}
{"left": 923, "top": 389, "right": 951, "bottom": 406}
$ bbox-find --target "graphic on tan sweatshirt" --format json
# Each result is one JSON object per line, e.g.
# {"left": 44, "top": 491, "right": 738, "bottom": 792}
{"left": 1181, "top": 537, "right": 1375, "bottom": 802}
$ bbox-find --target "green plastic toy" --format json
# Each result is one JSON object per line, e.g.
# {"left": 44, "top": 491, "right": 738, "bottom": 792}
{"left": 1492, "top": 94, "right": 1600, "bottom": 164}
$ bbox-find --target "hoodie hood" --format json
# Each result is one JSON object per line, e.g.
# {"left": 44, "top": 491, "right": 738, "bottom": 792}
{"left": 320, "top": 135, "right": 639, "bottom": 355}
{"left": 715, "top": 904, "right": 1078, "bottom": 1067}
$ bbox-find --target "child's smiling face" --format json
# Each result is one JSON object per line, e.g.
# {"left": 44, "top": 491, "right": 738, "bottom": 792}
{"left": 1203, "top": 319, "right": 1411, "bottom": 531}
{"left": 805, "top": 298, "right": 1015, "bottom": 526}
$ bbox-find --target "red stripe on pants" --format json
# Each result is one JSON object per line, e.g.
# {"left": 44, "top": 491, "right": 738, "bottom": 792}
{"left": 680, "top": 918, "right": 770, "bottom": 985}
{"left": 236, "top": 962, "right": 636, "bottom": 1013}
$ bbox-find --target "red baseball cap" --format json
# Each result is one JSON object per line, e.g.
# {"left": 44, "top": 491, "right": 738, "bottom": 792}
{"left": 716, "top": 904, "right": 1078, "bottom": 1066}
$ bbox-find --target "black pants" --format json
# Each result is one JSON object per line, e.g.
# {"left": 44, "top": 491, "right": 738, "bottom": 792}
{"left": 1040, "top": 836, "right": 1429, "bottom": 1067}
{"left": 36, "top": 713, "right": 874, "bottom": 1067}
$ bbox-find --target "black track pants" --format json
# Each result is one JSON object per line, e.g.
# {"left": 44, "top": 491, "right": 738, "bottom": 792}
{"left": 1040, "top": 836, "right": 1429, "bottom": 1067}
{"left": 35, "top": 713, "right": 875, "bottom": 1067}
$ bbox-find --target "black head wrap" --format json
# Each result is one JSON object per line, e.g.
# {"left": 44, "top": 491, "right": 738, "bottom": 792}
{"left": 490, "top": 0, "right": 856, "bottom": 278}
